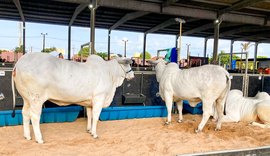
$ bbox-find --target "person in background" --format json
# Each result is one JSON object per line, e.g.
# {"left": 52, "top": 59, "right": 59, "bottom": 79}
{"left": 58, "top": 53, "right": 64, "bottom": 59}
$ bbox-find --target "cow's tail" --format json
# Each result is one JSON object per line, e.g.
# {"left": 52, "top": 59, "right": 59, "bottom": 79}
{"left": 11, "top": 67, "right": 16, "bottom": 118}
{"left": 223, "top": 72, "right": 231, "bottom": 115}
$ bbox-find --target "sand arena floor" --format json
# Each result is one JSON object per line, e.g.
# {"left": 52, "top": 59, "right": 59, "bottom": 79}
{"left": 0, "top": 114, "right": 270, "bottom": 156}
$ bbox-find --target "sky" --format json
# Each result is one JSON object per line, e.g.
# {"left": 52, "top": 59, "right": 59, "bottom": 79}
{"left": 1, "top": 19, "right": 270, "bottom": 59}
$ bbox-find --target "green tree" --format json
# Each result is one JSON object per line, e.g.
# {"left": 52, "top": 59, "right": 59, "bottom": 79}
{"left": 139, "top": 51, "right": 151, "bottom": 59}
{"left": 77, "top": 46, "right": 97, "bottom": 58}
{"left": 14, "top": 45, "right": 24, "bottom": 53}
{"left": 257, "top": 56, "right": 268, "bottom": 59}
{"left": 241, "top": 42, "right": 252, "bottom": 52}
{"left": 42, "top": 47, "right": 56, "bottom": 53}
{"left": 209, "top": 50, "right": 240, "bottom": 65}
{"left": 96, "top": 52, "right": 108, "bottom": 60}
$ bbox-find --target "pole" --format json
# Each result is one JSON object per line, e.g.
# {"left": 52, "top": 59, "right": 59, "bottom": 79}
{"left": 108, "top": 30, "right": 111, "bottom": 60}
{"left": 175, "top": 18, "right": 186, "bottom": 65}
{"left": 253, "top": 42, "right": 258, "bottom": 74}
{"left": 41, "top": 33, "right": 47, "bottom": 52}
{"left": 143, "top": 33, "right": 147, "bottom": 66}
{"left": 89, "top": 0, "right": 96, "bottom": 55}
{"left": 213, "top": 19, "right": 221, "bottom": 64}
{"left": 22, "top": 22, "right": 25, "bottom": 54}
{"left": 68, "top": 26, "right": 71, "bottom": 60}
{"left": 230, "top": 40, "right": 234, "bottom": 70}
{"left": 203, "top": 38, "right": 207, "bottom": 57}
{"left": 122, "top": 39, "right": 128, "bottom": 57}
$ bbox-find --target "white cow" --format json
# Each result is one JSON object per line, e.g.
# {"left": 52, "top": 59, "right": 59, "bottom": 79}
{"left": 150, "top": 59, "right": 231, "bottom": 132}
{"left": 12, "top": 53, "right": 134, "bottom": 143}
{"left": 215, "top": 89, "right": 270, "bottom": 128}
{"left": 0, "top": 93, "right": 4, "bottom": 100}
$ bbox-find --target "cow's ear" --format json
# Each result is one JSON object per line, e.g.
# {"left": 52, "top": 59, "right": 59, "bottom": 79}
{"left": 118, "top": 58, "right": 132, "bottom": 64}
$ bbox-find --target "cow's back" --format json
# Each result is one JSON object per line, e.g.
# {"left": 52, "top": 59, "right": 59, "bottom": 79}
{"left": 166, "top": 64, "right": 229, "bottom": 100}
{"left": 14, "top": 53, "right": 110, "bottom": 104}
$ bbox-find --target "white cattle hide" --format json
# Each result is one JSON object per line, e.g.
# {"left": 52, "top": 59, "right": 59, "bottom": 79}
{"left": 0, "top": 93, "right": 4, "bottom": 100}
{"left": 217, "top": 89, "right": 270, "bottom": 128}
{"left": 150, "top": 59, "right": 231, "bottom": 132}
{"left": 12, "top": 53, "right": 134, "bottom": 143}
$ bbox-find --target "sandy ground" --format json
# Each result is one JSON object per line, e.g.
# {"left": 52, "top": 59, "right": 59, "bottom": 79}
{"left": 1, "top": 114, "right": 270, "bottom": 156}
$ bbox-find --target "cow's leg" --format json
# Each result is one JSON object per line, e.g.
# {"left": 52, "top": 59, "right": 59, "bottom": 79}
{"left": 164, "top": 94, "right": 173, "bottom": 125}
{"left": 30, "top": 101, "right": 44, "bottom": 143}
{"left": 22, "top": 99, "right": 31, "bottom": 140}
{"left": 86, "top": 107, "right": 92, "bottom": 133}
{"left": 91, "top": 98, "right": 104, "bottom": 138}
{"left": 215, "top": 98, "right": 225, "bottom": 131}
{"left": 250, "top": 121, "right": 270, "bottom": 128}
{"left": 176, "top": 100, "right": 183, "bottom": 123}
{"left": 196, "top": 99, "right": 213, "bottom": 133}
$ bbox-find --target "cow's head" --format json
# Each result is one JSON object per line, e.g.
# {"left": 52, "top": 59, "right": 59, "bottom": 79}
{"left": 117, "top": 58, "right": 135, "bottom": 80}
{"left": 148, "top": 58, "right": 167, "bottom": 82}
{"left": 0, "top": 93, "right": 5, "bottom": 101}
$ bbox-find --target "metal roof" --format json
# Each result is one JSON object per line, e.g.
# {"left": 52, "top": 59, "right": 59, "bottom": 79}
{"left": 2, "top": 0, "right": 270, "bottom": 43}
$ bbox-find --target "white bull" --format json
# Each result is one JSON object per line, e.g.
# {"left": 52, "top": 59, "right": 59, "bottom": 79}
{"left": 150, "top": 59, "right": 231, "bottom": 132}
{"left": 0, "top": 93, "right": 4, "bottom": 100}
{"left": 215, "top": 89, "right": 270, "bottom": 128}
{"left": 12, "top": 53, "right": 134, "bottom": 143}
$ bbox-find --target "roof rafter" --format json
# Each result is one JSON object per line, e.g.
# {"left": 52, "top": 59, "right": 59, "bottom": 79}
{"left": 145, "top": 18, "right": 176, "bottom": 34}
{"left": 109, "top": 11, "right": 149, "bottom": 30}
{"left": 183, "top": 23, "right": 213, "bottom": 36}
{"left": 162, "top": 0, "right": 179, "bottom": 7}
{"left": 219, "top": 0, "right": 265, "bottom": 15}
{"left": 69, "top": 3, "right": 88, "bottom": 26}
{"left": 13, "top": 0, "right": 25, "bottom": 22}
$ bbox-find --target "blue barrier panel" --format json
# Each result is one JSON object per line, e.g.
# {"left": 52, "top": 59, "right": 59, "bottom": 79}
{"left": 0, "top": 106, "right": 82, "bottom": 127}
{"left": 100, "top": 106, "right": 168, "bottom": 121}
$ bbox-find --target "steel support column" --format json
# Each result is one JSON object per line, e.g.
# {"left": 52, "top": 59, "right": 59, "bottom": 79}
{"left": 253, "top": 42, "right": 259, "bottom": 74}
{"left": 203, "top": 38, "right": 208, "bottom": 57}
{"left": 89, "top": 1, "right": 96, "bottom": 55}
{"left": 68, "top": 26, "right": 71, "bottom": 60}
{"left": 23, "top": 22, "right": 25, "bottom": 54}
{"left": 212, "top": 19, "right": 221, "bottom": 64}
{"left": 143, "top": 33, "right": 147, "bottom": 66}
{"left": 108, "top": 30, "right": 111, "bottom": 60}
{"left": 230, "top": 40, "right": 234, "bottom": 69}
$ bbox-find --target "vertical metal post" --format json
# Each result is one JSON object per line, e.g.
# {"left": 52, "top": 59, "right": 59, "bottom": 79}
{"left": 22, "top": 22, "right": 25, "bottom": 54}
{"left": 244, "top": 52, "right": 249, "bottom": 97}
{"left": 108, "top": 30, "right": 111, "bottom": 60}
{"left": 122, "top": 39, "right": 128, "bottom": 57}
{"left": 89, "top": 1, "right": 96, "bottom": 55}
{"left": 253, "top": 42, "right": 258, "bottom": 74}
{"left": 230, "top": 40, "right": 234, "bottom": 69}
{"left": 203, "top": 38, "right": 208, "bottom": 57}
{"left": 41, "top": 33, "right": 47, "bottom": 52}
{"left": 175, "top": 35, "right": 178, "bottom": 48}
{"left": 68, "top": 25, "right": 71, "bottom": 60}
{"left": 213, "top": 19, "right": 221, "bottom": 64}
{"left": 143, "top": 33, "right": 147, "bottom": 66}
{"left": 175, "top": 18, "right": 185, "bottom": 65}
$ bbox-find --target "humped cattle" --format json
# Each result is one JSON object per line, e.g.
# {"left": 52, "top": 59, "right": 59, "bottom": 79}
{"left": 213, "top": 89, "right": 270, "bottom": 128}
{"left": 12, "top": 53, "right": 134, "bottom": 143}
{"left": 149, "top": 59, "right": 231, "bottom": 132}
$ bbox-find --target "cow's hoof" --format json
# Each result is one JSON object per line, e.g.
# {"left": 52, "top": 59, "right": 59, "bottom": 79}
{"left": 177, "top": 119, "right": 182, "bottom": 123}
{"left": 249, "top": 122, "right": 254, "bottom": 126}
{"left": 87, "top": 130, "right": 92, "bottom": 134}
{"left": 93, "top": 135, "right": 98, "bottom": 139}
{"left": 164, "top": 121, "right": 170, "bottom": 125}
{"left": 24, "top": 136, "right": 31, "bottom": 140}
{"left": 195, "top": 129, "right": 201, "bottom": 133}
{"left": 214, "top": 128, "right": 221, "bottom": 131}
{"left": 36, "top": 139, "right": 44, "bottom": 144}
